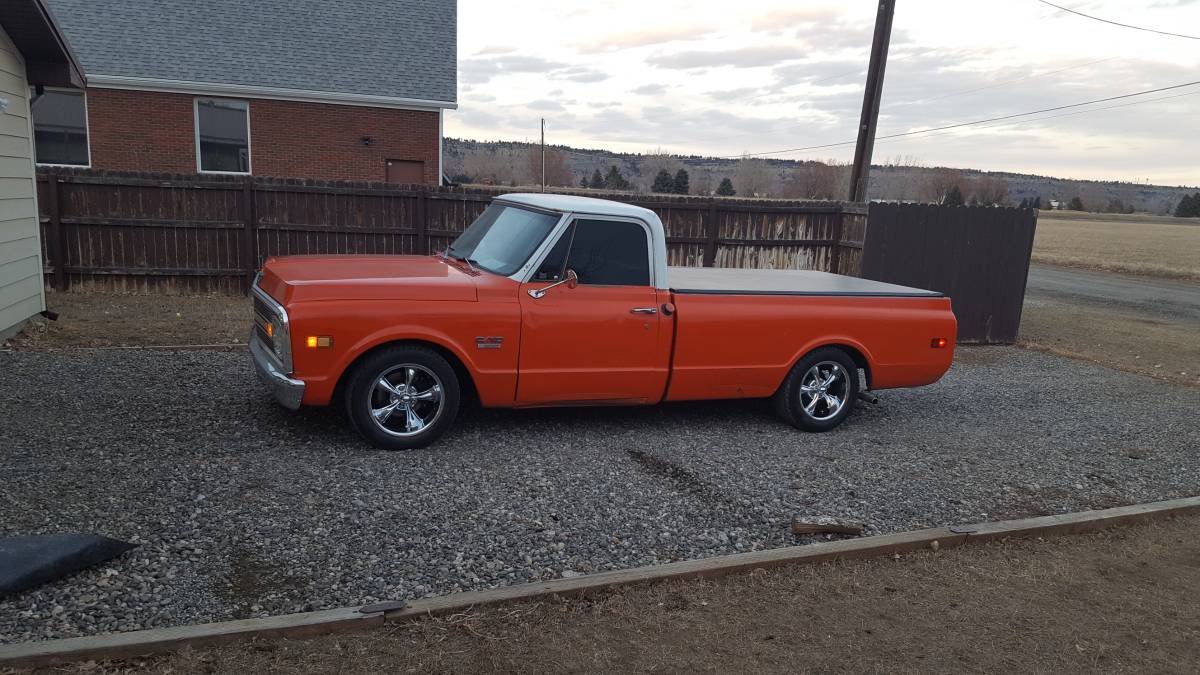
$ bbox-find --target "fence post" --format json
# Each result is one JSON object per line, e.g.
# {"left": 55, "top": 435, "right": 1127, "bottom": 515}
{"left": 45, "top": 172, "right": 67, "bottom": 291}
{"left": 416, "top": 188, "right": 429, "bottom": 255}
{"left": 830, "top": 209, "right": 846, "bottom": 275}
{"left": 241, "top": 177, "right": 258, "bottom": 291}
{"left": 703, "top": 204, "right": 719, "bottom": 267}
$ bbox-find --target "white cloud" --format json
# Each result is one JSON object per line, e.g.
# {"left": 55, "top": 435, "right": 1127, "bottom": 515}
{"left": 448, "top": 0, "right": 1200, "bottom": 183}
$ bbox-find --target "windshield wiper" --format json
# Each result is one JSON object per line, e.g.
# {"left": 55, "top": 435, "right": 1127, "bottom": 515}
{"left": 442, "top": 246, "right": 478, "bottom": 273}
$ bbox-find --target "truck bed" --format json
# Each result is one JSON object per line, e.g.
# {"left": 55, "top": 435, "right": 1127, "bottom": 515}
{"left": 668, "top": 267, "right": 941, "bottom": 297}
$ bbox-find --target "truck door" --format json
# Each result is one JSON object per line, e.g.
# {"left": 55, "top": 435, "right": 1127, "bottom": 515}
{"left": 517, "top": 217, "right": 668, "bottom": 404}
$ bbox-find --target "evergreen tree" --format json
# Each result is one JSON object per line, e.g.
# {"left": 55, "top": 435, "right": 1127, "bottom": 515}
{"left": 580, "top": 175, "right": 589, "bottom": 189}
{"left": 716, "top": 177, "right": 736, "bottom": 196}
{"left": 1067, "top": 196, "right": 1084, "bottom": 211}
{"left": 1032, "top": 196, "right": 1042, "bottom": 209}
{"left": 603, "top": 165, "right": 630, "bottom": 191}
{"left": 589, "top": 169, "right": 604, "bottom": 189}
{"left": 1175, "top": 192, "right": 1200, "bottom": 218}
{"left": 651, "top": 169, "right": 675, "bottom": 193}
{"left": 944, "top": 185, "right": 964, "bottom": 206}
{"left": 1018, "top": 197, "right": 1030, "bottom": 209}
{"left": 673, "top": 169, "right": 690, "bottom": 195}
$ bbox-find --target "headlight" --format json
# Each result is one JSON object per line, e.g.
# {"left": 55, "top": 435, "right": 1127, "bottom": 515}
{"left": 252, "top": 278, "right": 293, "bottom": 373}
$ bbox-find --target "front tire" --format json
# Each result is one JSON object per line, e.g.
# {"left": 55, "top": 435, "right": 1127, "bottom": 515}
{"left": 345, "top": 346, "right": 460, "bottom": 450}
{"left": 773, "top": 347, "right": 859, "bottom": 432}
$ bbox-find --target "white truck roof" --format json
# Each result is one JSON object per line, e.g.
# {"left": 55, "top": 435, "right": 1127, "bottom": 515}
{"left": 497, "top": 193, "right": 658, "bottom": 221}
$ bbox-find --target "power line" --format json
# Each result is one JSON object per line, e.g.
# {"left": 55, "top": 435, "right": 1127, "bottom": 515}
{"left": 1034, "top": 0, "right": 1200, "bottom": 40}
{"left": 872, "top": 90, "right": 1200, "bottom": 148}
{"left": 889, "top": 56, "right": 1119, "bottom": 107}
{"left": 699, "top": 53, "right": 1121, "bottom": 146}
{"left": 721, "top": 80, "right": 1200, "bottom": 158}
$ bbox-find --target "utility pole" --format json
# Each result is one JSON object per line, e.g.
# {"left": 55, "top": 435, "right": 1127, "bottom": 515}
{"left": 847, "top": 0, "right": 896, "bottom": 203}
{"left": 540, "top": 118, "right": 546, "bottom": 193}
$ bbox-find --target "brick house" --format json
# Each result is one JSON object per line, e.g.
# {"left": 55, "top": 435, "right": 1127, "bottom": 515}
{"left": 32, "top": 0, "right": 456, "bottom": 184}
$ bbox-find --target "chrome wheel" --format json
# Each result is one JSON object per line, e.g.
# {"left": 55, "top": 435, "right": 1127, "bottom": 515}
{"left": 798, "top": 361, "right": 850, "bottom": 422}
{"left": 369, "top": 364, "right": 444, "bottom": 438}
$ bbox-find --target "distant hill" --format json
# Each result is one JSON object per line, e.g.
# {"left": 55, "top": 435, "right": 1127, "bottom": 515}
{"left": 443, "top": 138, "right": 1197, "bottom": 216}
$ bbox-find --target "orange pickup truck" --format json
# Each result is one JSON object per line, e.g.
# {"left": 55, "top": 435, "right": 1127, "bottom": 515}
{"left": 251, "top": 194, "right": 956, "bottom": 450}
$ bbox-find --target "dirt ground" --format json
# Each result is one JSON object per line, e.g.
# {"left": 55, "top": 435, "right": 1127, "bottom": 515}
{"left": 9, "top": 515, "right": 1196, "bottom": 675}
{"left": 3, "top": 292, "right": 250, "bottom": 350}
{"left": 1032, "top": 211, "right": 1200, "bottom": 281}
{"left": 1019, "top": 292, "right": 1199, "bottom": 388}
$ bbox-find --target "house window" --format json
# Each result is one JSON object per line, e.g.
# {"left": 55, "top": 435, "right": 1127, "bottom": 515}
{"left": 195, "top": 98, "right": 250, "bottom": 173}
{"left": 31, "top": 89, "right": 90, "bottom": 166}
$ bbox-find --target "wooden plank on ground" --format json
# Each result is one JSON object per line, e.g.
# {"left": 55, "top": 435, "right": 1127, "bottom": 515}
{"left": 384, "top": 527, "right": 966, "bottom": 623}
{"left": 0, "top": 607, "right": 382, "bottom": 668}
{"left": 957, "top": 495, "right": 1200, "bottom": 542}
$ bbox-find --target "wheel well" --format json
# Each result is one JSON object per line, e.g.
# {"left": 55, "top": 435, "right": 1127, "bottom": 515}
{"left": 808, "top": 343, "right": 873, "bottom": 391}
{"left": 332, "top": 339, "right": 480, "bottom": 409}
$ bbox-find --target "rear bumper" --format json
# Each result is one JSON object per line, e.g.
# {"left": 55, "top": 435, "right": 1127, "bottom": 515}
{"left": 249, "top": 334, "right": 305, "bottom": 410}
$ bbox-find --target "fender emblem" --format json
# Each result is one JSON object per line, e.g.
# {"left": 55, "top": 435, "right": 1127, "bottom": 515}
{"left": 475, "top": 336, "right": 504, "bottom": 350}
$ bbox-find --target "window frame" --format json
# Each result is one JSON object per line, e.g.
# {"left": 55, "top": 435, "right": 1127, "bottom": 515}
{"left": 522, "top": 214, "right": 657, "bottom": 288}
{"left": 194, "top": 97, "right": 252, "bottom": 175}
{"left": 30, "top": 86, "right": 92, "bottom": 168}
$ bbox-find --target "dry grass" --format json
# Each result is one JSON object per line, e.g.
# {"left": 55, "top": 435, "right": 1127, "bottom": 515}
{"left": 11, "top": 515, "right": 1200, "bottom": 675}
{"left": 5, "top": 293, "right": 250, "bottom": 350}
{"left": 1032, "top": 212, "right": 1200, "bottom": 280}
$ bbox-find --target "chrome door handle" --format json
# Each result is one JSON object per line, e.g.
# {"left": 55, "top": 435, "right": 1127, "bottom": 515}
{"left": 631, "top": 307, "right": 658, "bottom": 314}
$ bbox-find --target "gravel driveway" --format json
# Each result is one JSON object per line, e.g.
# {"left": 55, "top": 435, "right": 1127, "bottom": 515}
{"left": 2, "top": 346, "right": 1197, "bottom": 644}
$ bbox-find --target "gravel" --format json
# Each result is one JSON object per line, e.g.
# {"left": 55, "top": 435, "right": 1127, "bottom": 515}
{"left": 1, "top": 346, "right": 1197, "bottom": 644}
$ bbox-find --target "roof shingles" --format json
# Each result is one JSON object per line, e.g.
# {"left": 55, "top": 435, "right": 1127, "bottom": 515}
{"left": 46, "top": 0, "right": 456, "bottom": 104}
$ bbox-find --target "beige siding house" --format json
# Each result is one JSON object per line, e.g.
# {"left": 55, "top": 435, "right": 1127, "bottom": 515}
{"left": 0, "top": 28, "right": 44, "bottom": 338}
{"left": 0, "top": 0, "right": 84, "bottom": 338}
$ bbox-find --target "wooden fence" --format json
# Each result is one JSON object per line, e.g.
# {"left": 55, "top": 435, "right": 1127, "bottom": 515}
{"left": 35, "top": 170, "right": 1039, "bottom": 344}
{"left": 861, "top": 202, "right": 1038, "bottom": 344}
{"left": 35, "top": 169, "right": 868, "bottom": 294}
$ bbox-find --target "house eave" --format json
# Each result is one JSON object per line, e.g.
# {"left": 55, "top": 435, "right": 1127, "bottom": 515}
{"left": 0, "top": 0, "right": 87, "bottom": 88}
{"left": 86, "top": 74, "right": 458, "bottom": 111}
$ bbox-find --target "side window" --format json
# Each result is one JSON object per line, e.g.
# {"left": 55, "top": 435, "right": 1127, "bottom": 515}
{"left": 565, "top": 219, "right": 650, "bottom": 286}
{"left": 31, "top": 89, "right": 90, "bottom": 166}
{"left": 532, "top": 223, "right": 574, "bottom": 281}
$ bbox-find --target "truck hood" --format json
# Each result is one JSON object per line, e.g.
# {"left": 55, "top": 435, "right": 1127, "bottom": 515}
{"left": 259, "top": 255, "right": 479, "bottom": 303}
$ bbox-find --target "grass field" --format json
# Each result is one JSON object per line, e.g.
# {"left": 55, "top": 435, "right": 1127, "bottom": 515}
{"left": 1033, "top": 211, "right": 1200, "bottom": 280}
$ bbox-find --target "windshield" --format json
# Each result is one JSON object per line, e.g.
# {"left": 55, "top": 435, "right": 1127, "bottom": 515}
{"left": 447, "top": 203, "right": 561, "bottom": 276}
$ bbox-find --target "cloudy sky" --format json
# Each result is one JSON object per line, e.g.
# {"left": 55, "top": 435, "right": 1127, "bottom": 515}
{"left": 446, "top": 0, "right": 1200, "bottom": 185}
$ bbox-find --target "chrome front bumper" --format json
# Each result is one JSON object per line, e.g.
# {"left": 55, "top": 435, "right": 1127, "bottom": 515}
{"left": 249, "top": 334, "right": 305, "bottom": 410}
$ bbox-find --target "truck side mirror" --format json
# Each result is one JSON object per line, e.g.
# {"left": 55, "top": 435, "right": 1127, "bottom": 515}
{"left": 528, "top": 269, "right": 578, "bottom": 299}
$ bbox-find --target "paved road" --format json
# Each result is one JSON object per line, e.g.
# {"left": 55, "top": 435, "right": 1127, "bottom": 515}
{"left": 1025, "top": 264, "right": 1200, "bottom": 322}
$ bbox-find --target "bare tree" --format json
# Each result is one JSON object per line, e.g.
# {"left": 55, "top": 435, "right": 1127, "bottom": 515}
{"left": 878, "top": 154, "right": 924, "bottom": 201}
{"left": 525, "top": 148, "right": 574, "bottom": 187}
{"left": 638, "top": 152, "right": 684, "bottom": 192}
{"left": 969, "top": 175, "right": 1009, "bottom": 205}
{"left": 780, "top": 161, "right": 841, "bottom": 200}
{"left": 920, "top": 168, "right": 967, "bottom": 204}
{"left": 734, "top": 157, "right": 775, "bottom": 197}
{"left": 691, "top": 168, "right": 714, "bottom": 196}
{"left": 464, "top": 146, "right": 527, "bottom": 186}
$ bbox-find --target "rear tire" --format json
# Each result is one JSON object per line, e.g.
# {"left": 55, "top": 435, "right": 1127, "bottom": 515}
{"left": 773, "top": 347, "right": 860, "bottom": 432}
{"left": 345, "top": 346, "right": 460, "bottom": 450}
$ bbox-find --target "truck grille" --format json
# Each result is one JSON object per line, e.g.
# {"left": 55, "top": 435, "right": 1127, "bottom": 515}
{"left": 253, "top": 295, "right": 276, "bottom": 353}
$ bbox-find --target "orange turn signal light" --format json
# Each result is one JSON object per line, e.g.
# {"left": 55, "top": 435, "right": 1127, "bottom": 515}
{"left": 931, "top": 337, "right": 948, "bottom": 349}
{"left": 265, "top": 322, "right": 273, "bottom": 337}
{"left": 306, "top": 336, "right": 333, "bottom": 349}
